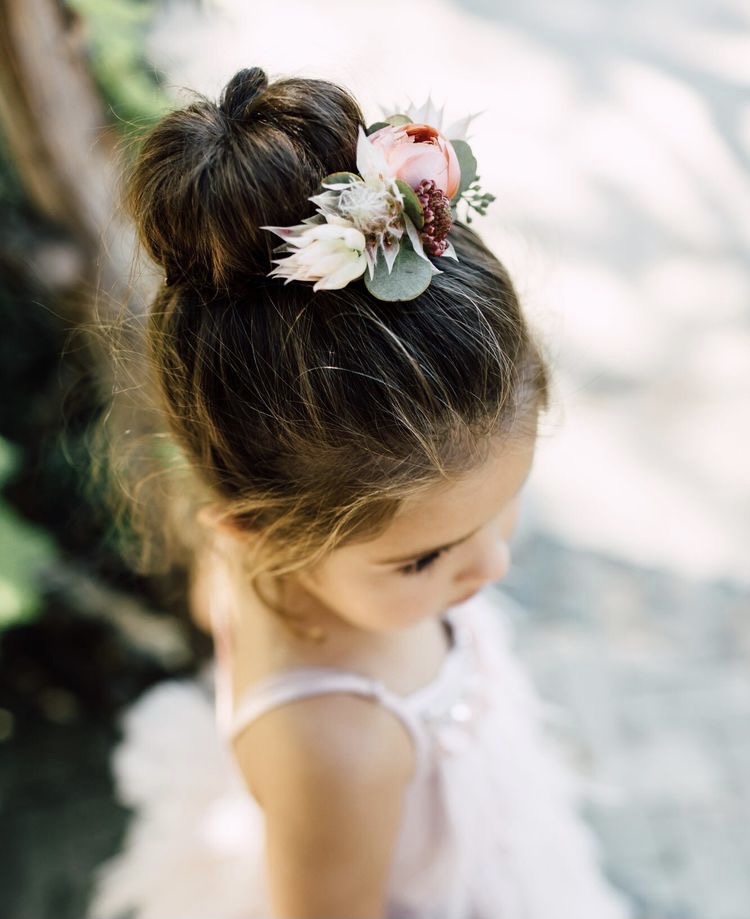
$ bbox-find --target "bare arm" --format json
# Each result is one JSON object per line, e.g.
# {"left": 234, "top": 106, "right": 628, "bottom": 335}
{"left": 234, "top": 693, "right": 415, "bottom": 919}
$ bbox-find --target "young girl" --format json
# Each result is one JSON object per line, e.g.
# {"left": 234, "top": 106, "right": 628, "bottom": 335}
{"left": 89, "top": 66, "right": 632, "bottom": 919}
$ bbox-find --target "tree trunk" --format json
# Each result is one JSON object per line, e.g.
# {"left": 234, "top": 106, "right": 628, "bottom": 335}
{"left": 0, "top": 0, "right": 150, "bottom": 320}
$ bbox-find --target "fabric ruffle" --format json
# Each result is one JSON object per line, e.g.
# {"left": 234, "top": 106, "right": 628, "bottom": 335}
{"left": 433, "top": 595, "right": 632, "bottom": 919}
{"left": 87, "top": 671, "right": 270, "bottom": 919}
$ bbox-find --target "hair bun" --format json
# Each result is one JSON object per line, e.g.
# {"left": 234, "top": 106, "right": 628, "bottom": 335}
{"left": 219, "top": 67, "right": 269, "bottom": 121}
{"left": 127, "top": 68, "right": 364, "bottom": 288}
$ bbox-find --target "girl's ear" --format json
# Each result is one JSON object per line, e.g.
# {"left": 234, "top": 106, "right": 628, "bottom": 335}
{"left": 197, "top": 503, "right": 253, "bottom": 542}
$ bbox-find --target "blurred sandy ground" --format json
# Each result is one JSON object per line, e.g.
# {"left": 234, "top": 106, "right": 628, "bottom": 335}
{"left": 145, "top": 0, "right": 750, "bottom": 586}
{"left": 138, "top": 2, "right": 749, "bottom": 916}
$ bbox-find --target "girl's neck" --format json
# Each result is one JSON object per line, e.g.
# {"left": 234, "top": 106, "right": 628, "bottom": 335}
{"left": 224, "top": 564, "right": 451, "bottom": 698}
{"left": 244, "top": 569, "right": 405, "bottom": 664}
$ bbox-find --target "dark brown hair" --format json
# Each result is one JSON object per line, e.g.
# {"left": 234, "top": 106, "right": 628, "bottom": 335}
{"left": 104, "top": 66, "right": 550, "bottom": 592}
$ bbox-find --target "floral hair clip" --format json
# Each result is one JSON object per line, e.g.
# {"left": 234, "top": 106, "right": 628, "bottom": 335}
{"left": 261, "top": 97, "right": 495, "bottom": 301}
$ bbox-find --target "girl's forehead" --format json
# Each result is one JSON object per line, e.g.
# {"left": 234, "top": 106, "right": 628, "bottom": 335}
{"left": 363, "top": 434, "right": 537, "bottom": 558}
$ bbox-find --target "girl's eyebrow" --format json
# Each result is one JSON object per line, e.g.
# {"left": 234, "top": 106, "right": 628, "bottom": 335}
{"left": 377, "top": 525, "right": 481, "bottom": 566}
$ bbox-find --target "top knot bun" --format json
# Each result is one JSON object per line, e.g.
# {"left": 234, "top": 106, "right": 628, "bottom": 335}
{"left": 126, "top": 67, "right": 364, "bottom": 288}
{"left": 219, "top": 67, "right": 269, "bottom": 121}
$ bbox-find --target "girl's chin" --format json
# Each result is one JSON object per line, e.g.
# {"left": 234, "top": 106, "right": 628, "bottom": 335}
{"left": 449, "top": 587, "right": 482, "bottom": 606}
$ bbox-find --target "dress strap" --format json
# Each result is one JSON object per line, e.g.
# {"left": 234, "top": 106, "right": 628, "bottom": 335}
{"left": 228, "top": 668, "right": 431, "bottom": 783}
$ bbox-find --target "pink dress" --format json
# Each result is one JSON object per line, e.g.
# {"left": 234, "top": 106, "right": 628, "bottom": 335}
{"left": 88, "top": 583, "right": 632, "bottom": 919}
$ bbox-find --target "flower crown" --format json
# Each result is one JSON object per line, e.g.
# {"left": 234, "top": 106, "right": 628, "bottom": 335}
{"left": 261, "top": 97, "right": 495, "bottom": 302}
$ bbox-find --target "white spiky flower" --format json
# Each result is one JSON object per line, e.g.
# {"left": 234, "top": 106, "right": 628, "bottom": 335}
{"left": 382, "top": 93, "right": 483, "bottom": 142}
{"left": 261, "top": 220, "right": 368, "bottom": 291}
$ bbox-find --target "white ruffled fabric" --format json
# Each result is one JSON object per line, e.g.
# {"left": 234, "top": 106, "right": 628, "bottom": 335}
{"left": 419, "top": 597, "right": 631, "bottom": 919}
{"left": 87, "top": 591, "right": 632, "bottom": 919}
{"left": 88, "top": 671, "right": 269, "bottom": 919}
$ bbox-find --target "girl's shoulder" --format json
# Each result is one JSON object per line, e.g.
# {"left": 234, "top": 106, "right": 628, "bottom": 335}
{"left": 236, "top": 688, "right": 414, "bottom": 917}
{"left": 226, "top": 597, "right": 437, "bottom": 807}
{"left": 234, "top": 685, "right": 415, "bottom": 807}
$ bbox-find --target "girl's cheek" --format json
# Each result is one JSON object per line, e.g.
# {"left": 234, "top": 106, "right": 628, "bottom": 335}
{"left": 396, "top": 575, "right": 440, "bottom": 609}
{"left": 500, "top": 497, "right": 522, "bottom": 540}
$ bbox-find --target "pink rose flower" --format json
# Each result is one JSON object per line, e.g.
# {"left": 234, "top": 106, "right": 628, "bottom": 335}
{"left": 368, "top": 123, "right": 461, "bottom": 200}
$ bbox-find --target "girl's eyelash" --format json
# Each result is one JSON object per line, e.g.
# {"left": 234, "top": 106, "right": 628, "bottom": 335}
{"left": 399, "top": 549, "right": 445, "bottom": 576}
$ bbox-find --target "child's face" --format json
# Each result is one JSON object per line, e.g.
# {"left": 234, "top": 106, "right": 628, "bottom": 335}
{"left": 288, "top": 433, "right": 536, "bottom": 633}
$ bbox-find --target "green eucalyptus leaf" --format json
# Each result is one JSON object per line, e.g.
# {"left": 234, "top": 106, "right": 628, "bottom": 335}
{"left": 364, "top": 238, "right": 433, "bottom": 302}
{"left": 384, "top": 113, "right": 411, "bottom": 126}
{"left": 449, "top": 140, "right": 478, "bottom": 202}
{"left": 395, "top": 179, "right": 425, "bottom": 230}
{"left": 321, "top": 171, "right": 361, "bottom": 188}
{"left": 366, "top": 121, "right": 390, "bottom": 135}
